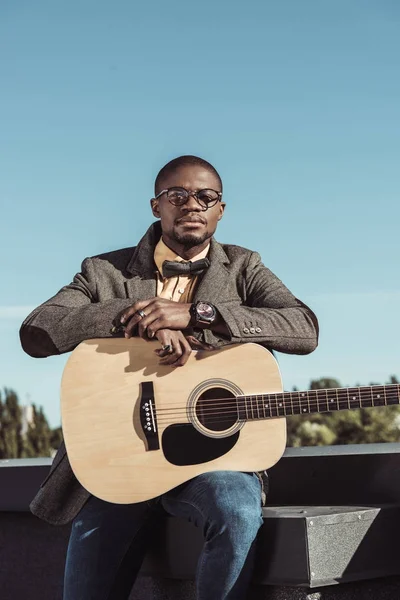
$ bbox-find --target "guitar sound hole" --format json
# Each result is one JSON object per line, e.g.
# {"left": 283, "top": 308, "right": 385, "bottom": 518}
{"left": 196, "top": 387, "right": 237, "bottom": 432}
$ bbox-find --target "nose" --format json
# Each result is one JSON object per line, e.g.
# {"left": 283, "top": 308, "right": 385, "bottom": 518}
{"left": 182, "top": 192, "right": 202, "bottom": 211}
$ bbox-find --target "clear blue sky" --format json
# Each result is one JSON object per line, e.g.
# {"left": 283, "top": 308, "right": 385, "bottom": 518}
{"left": 1, "top": 1, "right": 399, "bottom": 428}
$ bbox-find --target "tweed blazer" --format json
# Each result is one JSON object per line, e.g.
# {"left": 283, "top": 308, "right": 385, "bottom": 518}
{"left": 20, "top": 221, "right": 318, "bottom": 525}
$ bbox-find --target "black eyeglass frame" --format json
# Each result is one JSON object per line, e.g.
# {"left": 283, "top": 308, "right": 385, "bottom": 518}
{"left": 154, "top": 187, "right": 223, "bottom": 210}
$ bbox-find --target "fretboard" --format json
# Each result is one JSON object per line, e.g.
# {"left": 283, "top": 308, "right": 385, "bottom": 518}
{"left": 236, "top": 384, "right": 400, "bottom": 421}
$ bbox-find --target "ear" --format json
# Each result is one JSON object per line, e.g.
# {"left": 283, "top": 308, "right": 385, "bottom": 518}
{"left": 217, "top": 202, "right": 226, "bottom": 221}
{"left": 150, "top": 198, "right": 160, "bottom": 218}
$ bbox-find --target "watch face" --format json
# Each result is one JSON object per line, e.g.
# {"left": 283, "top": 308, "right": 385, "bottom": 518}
{"left": 197, "top": 302, "right": 214, "bottom": 319}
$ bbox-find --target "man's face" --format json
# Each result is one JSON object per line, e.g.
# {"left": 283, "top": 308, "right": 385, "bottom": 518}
{"left": 151, "top": 165, "right": 225, "bottom": 248}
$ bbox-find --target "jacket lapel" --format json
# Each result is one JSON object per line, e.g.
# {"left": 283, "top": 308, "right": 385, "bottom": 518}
{"left": 193, "top": 238, "right": 231, "bottom": 305}
{"left": 124, "top": 223, "right": 159, "bottom": 300}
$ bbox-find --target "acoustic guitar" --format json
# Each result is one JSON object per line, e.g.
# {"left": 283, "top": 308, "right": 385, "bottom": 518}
{"left": 61, "top": 338, "right": 400, "bottom": 503}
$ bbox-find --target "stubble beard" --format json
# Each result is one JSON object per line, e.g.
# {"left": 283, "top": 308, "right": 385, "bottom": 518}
{"left": 172, "top": 227, "right": 211, "bottom": 249}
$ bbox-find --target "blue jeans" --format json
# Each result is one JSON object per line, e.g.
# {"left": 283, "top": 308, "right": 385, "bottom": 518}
{"left": 64, "top": 471, "right": 263, "bottom": 600}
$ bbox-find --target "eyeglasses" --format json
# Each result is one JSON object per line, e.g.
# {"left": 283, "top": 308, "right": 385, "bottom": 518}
{"left": 155, "top": 187, "right": 222, "bottom": 210}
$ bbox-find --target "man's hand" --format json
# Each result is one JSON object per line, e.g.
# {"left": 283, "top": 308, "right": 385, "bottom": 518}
{"left": 154, "top": 329, "right": 215, "bottom": 367}
{"left": 120, "top": 298, "right": 192, "bottom": 339}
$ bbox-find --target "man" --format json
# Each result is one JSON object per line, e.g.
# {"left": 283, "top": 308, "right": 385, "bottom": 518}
{"left": 20, "top": 155, "right": 319, "bottom": 600}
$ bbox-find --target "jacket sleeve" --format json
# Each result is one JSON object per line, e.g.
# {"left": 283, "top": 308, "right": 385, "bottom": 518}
{"left": 206, "top": 251, "right": 319, "bottom": 355}
{"left": 19, "top": 258, "right": 134, "bottom": 358}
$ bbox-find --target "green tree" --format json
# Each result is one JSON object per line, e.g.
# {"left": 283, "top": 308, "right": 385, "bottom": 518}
{"left": 0, "top": 388, "right": 56, "bottom": 458}
{"left": 309, "top": 377, "right": 341, "bottom": 390}
{"left": 0, "top": 389, "right": 24, "bottom": 458}
{"left": 24, "top": 405, "right": 53, "bottom": 457}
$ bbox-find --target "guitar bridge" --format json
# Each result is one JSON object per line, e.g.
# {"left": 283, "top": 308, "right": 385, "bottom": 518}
{"left": 139, "top": 382, "right": 160, "bottom": 451}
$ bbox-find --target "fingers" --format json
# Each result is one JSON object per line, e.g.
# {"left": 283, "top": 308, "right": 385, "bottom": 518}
{"left": 124, "top": 310, "right": 160, "bottom": 339}
{"left": 156, "top": 331, "right": 192, "bottom": 367}
{"left": 120, "top": 297, "right": 175, "bottom": 327}
{"left": 137, "top": 313, "right": 159, "bottom": 339}
{"left": 120, "top": 299, "right": 192, "bottom": 339}
{"left": 121, "top": 309, "right": 150, "bottom": 338}
{"left": 155, "top": 331, "right": 174, "bottom": 358}
{"left": 120, "top": 300, "right": 153, "bottom": 326}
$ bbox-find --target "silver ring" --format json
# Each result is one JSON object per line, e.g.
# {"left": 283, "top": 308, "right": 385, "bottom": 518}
{"left": 137, "top": 310, "right": 146, "bottom": 318}
{"left": 162, "top": 344, "right": 172, "bottom": 353}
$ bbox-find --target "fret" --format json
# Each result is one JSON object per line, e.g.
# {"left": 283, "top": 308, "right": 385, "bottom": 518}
{"left": 325, "top": 389, "right": 335, "bottom": 411}
{"left": 282, "top": 392, "right": 293, "bottom": 416}
{"left": 346, "top": 388, "right": 350, "bottom": 410}
{"left": 361, "top": 386, "right": 373, "bottom": 408}
{"left": 243, "top": 396, "right": 249, "bottom": 421}
{"left": 299, "top": 391, "right": 309, "bottom": 414}
{"left": 306, "top": 390, "right": 311, "bottom": 413}
{"left": 317, "top": 389, "right": 328, "bottom": 412}
{"left": 269, "top": 393, "right": 278, "bottom": 418}
{"left": 311, "top": 390, "right": 317, "bottom": 412}
{"left": 315, "top": 389, "right": 320, "bottom": 413}
{"left": 275, "top": 393, "right": 283, "bottom": 417}
{"left": 262, "top": 394, "right": 272, "bottom": 419}
{"left": 371, "top": 386, "right": 386, "bottom": 407}
{"left": 237, "top": 396, "right": 246, "bottom": 421}
{"left": 347, "top": 388, "right": 362, "bottom": 410}
{"left": 320, "top": 390, "right": 326, "bottom": 411}
{"left": 289, "top": 391, "right": 294, "bottom": 416}
{"left": 358, "top": 387, "right": 362, "bottom": 408}
{"left": 386, "top": 385, "right": 400, "bottom": 406}
{"left": 261, "top": 394, "right": 267, "bottom": 419}
{"left": 276, "top": 393, "right": 286, "bottom": 417}
{"left": 292, "top": 391, "right": 301, "bottom": 415}
{"left": 250, "top": 395, "right": 255, "bottom": 419}
{"left": 335, "top": 387, "right": 340, "bottom": 411}
{"left": 310, "top": 389, "right": 319, "bottom": 414}
{"left": 256, "top": 395, "right": 261, "bottom": 420}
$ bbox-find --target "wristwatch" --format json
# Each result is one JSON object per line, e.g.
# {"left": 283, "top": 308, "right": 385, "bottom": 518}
{"left": 190, "top": 301, "right": 217, "bottom": 327}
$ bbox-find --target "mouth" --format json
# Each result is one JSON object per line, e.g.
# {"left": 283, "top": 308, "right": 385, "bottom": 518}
{"left": 176, "top": 217, "right": 206, "bottom": 227}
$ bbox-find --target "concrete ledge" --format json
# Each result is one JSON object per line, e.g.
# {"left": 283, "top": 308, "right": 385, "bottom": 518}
{"left": 3, "top": 443, "right": 400, "bottom": 510}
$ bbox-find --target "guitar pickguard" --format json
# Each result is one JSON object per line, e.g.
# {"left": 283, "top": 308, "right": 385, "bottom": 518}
{"left": 162, "top": 423, "right": 240, "bottom": 466}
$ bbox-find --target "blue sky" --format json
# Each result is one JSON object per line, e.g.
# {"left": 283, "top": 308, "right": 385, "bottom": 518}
{"left": 1, "top": 1, "right": 399, "bottom": 428}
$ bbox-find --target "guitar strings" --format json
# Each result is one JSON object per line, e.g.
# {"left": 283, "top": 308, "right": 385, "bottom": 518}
{"left": 154, "top": 388, "right": 400, "bottom": 424}
{"left": 153, "top": 385, "right": 399, "bottom": 414}
{"left": 155, "top": 400, "right": 400, "bottom": 426}
{"left": 153, "top": 385, "right": 399, "bottom": 410}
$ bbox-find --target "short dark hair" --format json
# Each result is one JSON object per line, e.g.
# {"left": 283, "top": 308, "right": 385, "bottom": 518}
{"left": 154, "top": 155, "right": 222, "bottom": 195}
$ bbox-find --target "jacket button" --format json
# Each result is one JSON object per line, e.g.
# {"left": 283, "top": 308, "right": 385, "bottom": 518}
{"left": 243, "top": 327, "right": 250, "bottom": 334}
{"left": 255, "top": 327, "right": 261, "bottom": 333}
{"left": 250, "top": 327, "right": 256, "bottom": 334}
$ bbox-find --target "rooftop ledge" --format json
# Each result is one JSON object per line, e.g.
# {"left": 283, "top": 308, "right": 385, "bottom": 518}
{"left": 3, "top": 442, "right": 400, "bottom": 470}
{"left": 2, "top": 444, "right": 400, "bottom": 599}
{"left": 2, "top": 443, "right": 400, "bottom": 510}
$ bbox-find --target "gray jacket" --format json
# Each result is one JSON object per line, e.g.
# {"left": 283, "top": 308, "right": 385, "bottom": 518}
{"left": 20, "top": 221, "right": 318, "bottom": 525}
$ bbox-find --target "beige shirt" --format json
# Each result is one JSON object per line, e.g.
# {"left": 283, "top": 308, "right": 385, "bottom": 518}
{"left": 154, "top": 237, "right": 210, "bottom": 304}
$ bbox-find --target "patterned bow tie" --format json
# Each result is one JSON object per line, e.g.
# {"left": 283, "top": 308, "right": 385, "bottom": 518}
{"left": 162, "top": 258, "right": 210, "bottom": 279}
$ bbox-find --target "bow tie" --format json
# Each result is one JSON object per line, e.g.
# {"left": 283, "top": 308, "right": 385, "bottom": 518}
{"left": 162, "top": 258, "right": 210, "bottom": 279}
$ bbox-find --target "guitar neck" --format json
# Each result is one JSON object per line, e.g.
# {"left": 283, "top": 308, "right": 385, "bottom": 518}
{"left": 237, "top": 384, "right": 400, "bottom": 421}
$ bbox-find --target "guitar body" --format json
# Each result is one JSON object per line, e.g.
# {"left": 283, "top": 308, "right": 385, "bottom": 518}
{"left": 61, "top": 338, "right": 286, "bottom": 503}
